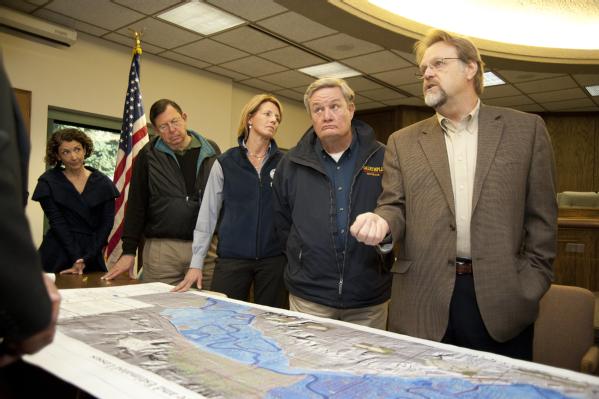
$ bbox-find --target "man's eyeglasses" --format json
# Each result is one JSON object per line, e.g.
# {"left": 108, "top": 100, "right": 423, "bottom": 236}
{"left": 415, "top": 57, "right": 462, "bottom": 80}
{"left": 157, "top": 117, "right": 183, "bottom": 133}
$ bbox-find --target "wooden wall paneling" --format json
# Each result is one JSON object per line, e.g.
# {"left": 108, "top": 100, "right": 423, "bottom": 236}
{"left": 544, "top": 114, "right": 595, "bottom": 192}
{"left": 355, "top": 105, "right": 434, "bottom": 145}
{"left": 555, "top": 228, "right": 595, "bottom": 290}
{"left": 400, "top": 106, "right": 434, "bottom": 129}
{"left": 594, "top": 232, "right": 599, "bottom": 292}
{"left": 354, "top": 107, "right": 399, "bottom": 144}
{"left": 13, "top": 88, "right": 31, "bottom": 137}
{"left": 595, "top": 117, "right": 599, "bottom": 191}
{"left": 559, "top": 208, "right": 599, "bottom": 219}
{"left": 557, "top": 210, "right": 599, "bottom": 292}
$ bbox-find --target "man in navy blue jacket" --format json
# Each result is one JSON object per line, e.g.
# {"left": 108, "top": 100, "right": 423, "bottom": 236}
{"left": 273, "top": 78, "right": 392, "bottom": 329}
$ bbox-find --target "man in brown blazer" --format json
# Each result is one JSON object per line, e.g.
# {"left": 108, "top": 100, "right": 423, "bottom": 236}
{"left": 350, "top": 30, "right": 557, "bottom": 360}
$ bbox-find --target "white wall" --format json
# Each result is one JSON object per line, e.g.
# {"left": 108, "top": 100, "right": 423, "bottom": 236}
{"left": 1, "top": 31, "right": 309, "bottom": 245}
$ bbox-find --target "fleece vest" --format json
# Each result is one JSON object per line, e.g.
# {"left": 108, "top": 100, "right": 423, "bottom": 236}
{"left": 217, "top": 142, "right": 283, "bottom": 259}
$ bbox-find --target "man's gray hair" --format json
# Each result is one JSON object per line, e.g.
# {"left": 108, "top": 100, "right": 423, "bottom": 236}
{"left": 303, "top": 77, "right": 355, "bottom": 112}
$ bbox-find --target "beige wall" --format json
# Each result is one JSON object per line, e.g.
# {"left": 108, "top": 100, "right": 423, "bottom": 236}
{"left": 1, "top": 31, "right": 309, "bottom": 245}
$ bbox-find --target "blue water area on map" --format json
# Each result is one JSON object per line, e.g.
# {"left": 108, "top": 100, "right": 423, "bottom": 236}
{"left": 161, "top": 299, "right": 573, "bottom": 399}
{"left": 265, "top": 376, "right": 569, "bottom": 399}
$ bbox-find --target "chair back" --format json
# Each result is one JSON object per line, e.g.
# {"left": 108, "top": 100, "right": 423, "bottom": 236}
{"left": 533, "top": 284, "right": 595, "bottom": 371}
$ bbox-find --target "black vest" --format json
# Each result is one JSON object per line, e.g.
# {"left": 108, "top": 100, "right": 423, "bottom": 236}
{"left": 145, "top": 138, "right": 215, "bottom": 240}
{"left": 217, "top": 141, "right": 283, "bottom": 259}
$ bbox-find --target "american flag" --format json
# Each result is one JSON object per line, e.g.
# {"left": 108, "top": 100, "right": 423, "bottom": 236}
{"left": 105, "top": 51, "right": 149, "bottom": 268}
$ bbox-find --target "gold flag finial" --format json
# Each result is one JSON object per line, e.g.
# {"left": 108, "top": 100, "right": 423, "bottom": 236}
{"left": 131, "top": 30, "right": 143, "bottom": 55}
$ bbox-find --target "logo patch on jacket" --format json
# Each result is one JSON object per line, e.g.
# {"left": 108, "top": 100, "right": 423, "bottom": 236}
{"left": 362, "top": 165, "right": 383, "bottom": 176}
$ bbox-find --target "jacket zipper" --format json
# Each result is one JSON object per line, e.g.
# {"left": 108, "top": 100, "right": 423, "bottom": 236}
{"left": 253, "top": 150, "right": 273, "bottom": 259}
{"left": 337, "top": 145, "right": 381, "bottom": 298}
{"left": 324, "top": 176, "right": 342, "bottom": 297}
{"left": 255, "top": 172, "right": 262, "bottom": 259}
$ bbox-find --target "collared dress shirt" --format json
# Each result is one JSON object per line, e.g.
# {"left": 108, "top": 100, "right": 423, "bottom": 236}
{"left": 437, "top": 100, "right": 480, "bottom": 259}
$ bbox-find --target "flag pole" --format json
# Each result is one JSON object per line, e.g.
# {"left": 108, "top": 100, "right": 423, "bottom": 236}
{"left": 133, "top": 31, "right": 142, "bottom": 56}
{"left": 104, "top": 31, "right": 150, "bottom": 277}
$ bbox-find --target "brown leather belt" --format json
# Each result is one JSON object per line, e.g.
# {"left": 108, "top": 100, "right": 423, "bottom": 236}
{"left": 455, "top": 258, "right": 473, "bottom": 275}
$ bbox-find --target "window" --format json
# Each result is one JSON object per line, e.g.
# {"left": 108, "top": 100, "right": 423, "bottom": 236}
{"left": 47, "top": 108, "right": 121, "bottom": 177}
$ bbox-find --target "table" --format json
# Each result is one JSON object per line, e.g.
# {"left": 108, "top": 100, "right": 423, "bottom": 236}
{"left": 54, "top": 271, "right": 139, "bottom": 289}
{"left": 26, "top": 283, "right": 599, "bottom": 399}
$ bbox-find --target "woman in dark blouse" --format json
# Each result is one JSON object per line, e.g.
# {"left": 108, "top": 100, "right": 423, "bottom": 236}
{"left": 32, "top": 128, "right": 119, "bottom": 274}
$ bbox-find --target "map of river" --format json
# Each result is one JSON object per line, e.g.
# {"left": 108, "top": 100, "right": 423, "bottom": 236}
{"left": 52, "top": 284, "right": 599, "bottom": 398}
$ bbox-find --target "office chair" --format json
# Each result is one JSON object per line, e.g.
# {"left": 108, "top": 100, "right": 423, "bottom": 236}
{"left": 533, "top": 284, "right": 599, "bottom": 374}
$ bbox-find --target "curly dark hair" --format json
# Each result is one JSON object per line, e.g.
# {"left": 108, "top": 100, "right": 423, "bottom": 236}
{"left": 45, "top": 128, "right": 94, "bottom": 166}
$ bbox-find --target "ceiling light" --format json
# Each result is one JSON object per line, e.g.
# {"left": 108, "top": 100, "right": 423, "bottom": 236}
{"left": 368, "top": 0, "right": 599, "bottom": 50}
{"left": 483, "top": 71, "right": 505, "bottom": 87}
{"left": 586, "top": 85, "right": 599, "bottom": 97}
{"left": 299, "top": 62, "right": 362, "bottom": 79}
{"left": 158, "top": 2, "right": 244, "bottom": 35}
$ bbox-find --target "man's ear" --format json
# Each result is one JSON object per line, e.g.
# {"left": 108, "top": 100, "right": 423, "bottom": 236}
{"left": 181, "top": 112, "right": 188, "bottom": 121}
{"left": 465, "top": 61, "right": 478, "bottom": 81}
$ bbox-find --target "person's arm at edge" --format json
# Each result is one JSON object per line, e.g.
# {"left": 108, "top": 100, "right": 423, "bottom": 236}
{"left": 0, "top": 166, "right": 56, "bottom": 365}
{"left": 0, "top": 64, "right": 59, "bottom": 366}
{"left": 0, "top": 274, "right": 60, "bottom": 367}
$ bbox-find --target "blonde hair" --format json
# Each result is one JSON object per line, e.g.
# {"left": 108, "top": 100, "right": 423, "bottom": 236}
{"left": 236, "top": 94, "right": 283, "bottom": 139}
{"left": 415, "top": 29, "right": 485, "bottom": 95}
{"left": 303, "top": 77, "right": 355, "bottom": 112}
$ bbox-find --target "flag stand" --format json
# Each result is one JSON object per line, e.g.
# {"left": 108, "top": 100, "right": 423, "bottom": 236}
{"left": 104, "top": 31, "right": 149, "bottom": 279}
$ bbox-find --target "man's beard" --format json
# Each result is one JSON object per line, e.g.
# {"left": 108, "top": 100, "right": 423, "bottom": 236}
{"left": 424, "top": 87, "right": 447, "bottom": 108}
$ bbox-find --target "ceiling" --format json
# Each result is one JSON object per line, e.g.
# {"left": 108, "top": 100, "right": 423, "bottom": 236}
{"left": 1, "top": 0, "right": 598, "bottom": 113}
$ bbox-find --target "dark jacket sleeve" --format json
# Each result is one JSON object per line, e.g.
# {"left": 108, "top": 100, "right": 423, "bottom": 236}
{"left": 83, "top": 179, "right": 118, "bottom": 263}
{"left": 35, "top": 182, "right": 81, "bottom": 264}
{"left": 272, "top": 156, "right": 292, "bottom": 252}
{"left": 121, "top": 146, "right": 149, "bottom": 255}
{"left": 0, "top": 63, "right": 51, "bottom": 340}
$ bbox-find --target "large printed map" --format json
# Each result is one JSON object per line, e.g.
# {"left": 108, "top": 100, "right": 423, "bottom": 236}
{"left": 27, "top": 283, "right": 599, "bottom": 398}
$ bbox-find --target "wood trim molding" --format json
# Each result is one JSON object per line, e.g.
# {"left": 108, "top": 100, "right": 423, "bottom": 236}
{"left": 13, "top": 88, "right": 31, "bottom": 137}
{"left": 559, "top": 218, "right": 599, "bottom": 229}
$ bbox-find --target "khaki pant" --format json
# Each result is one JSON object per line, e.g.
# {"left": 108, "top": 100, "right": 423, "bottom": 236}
{"left": 141, "top": 237, "right": 217, "bottom": 289}
{"left": 201, "top": 236, "right": 218, "bottom": 291}
{"left": 289, "top": 294, "right": 389, "bottom": 330}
